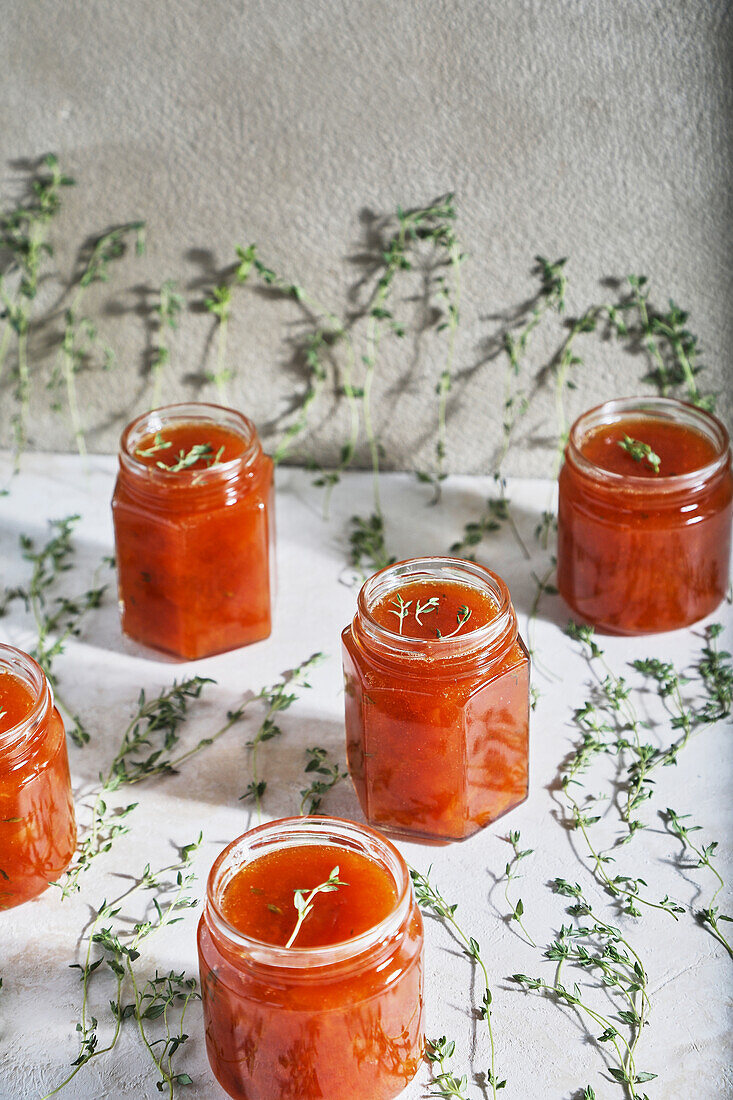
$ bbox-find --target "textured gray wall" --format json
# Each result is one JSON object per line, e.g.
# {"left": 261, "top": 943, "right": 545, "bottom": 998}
{"left": 1, "top": 0, "right": 731, "bottom": 473}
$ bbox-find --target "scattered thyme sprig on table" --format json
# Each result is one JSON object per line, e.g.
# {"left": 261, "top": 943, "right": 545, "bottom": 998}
{"left": 502, "top": 831, "right": 536, "bottom": 947}
{"left": 299, "top": 746, "right": 348, "bottom": 815}
{"left": 617, "top": 435, "right": 661, "bottom": 473}
{"left": 0, "top": 515, "right": 109, "bottom": 746}
{"left": 285, "top": 865, "right": 346, "bottom": 948}
{"left": 410, "top": 866, "right": 504, "bottom": 1100}
{"left": 662, "top": 807, "right": 732, "bottom": 958}
{"left": 43, "top": 838, "right": 202, "bottom": 1099}
{"left": 240, "top": 653, "right": 325, "bottom": 819}
{"left": 60, "top": 675, "right": 212, "bottom": 896}
{"left": 426, "top": 1036, "right": 478, "bottom": 1099}
{"left": 511, "top": 878, "right": 656, "bottom": 1100}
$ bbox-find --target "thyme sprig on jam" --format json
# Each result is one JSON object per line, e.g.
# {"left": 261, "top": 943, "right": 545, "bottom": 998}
{"left": 299, "top": 746, "right": 348, "bottom": 815}
{"left": 437, "top": 605, "right": 471, "bottom": 640}
{"left": 157, "top": 442, "right": 225, "bottom": 473}
{"left": 43, "top": 838, "right": 202, "bottom": 1099}
{"left": 617, "top": 435, "right": 661, "bottom": 473}
{"left": 410, "top": 866, "right": 504, "bottom": 1100}
{"left": 511, "top": 879, "right": 656, "bottom": 1099}
{"left": 240, "top": 653, "right": 325, "bottom": 819}
{"left": 0, "top": 515, "right": 109, "bottom": 746}
{"left": 387, "top": 593, "right": 412, "bottom": 633}
{"left": 285, "top": 865, "right": 346, "bottom": 948}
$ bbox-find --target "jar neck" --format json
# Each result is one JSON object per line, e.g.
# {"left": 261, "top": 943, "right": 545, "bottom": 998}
{"left": 0, "top": 645, "right": 53, "bottom": 766}
{"left": 204, "top": 817, "right": 413, "bottom": 981}
{"left": 565, "top": 396, "right": 731, "bottom": 498}
{"left": 353, "top": 557, "right": 518, "bottom": 671}
{"left": 117, "top": 402, "right": 265, "bottom": 510}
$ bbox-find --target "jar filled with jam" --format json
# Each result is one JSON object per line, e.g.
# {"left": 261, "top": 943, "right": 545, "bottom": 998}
{"left": 0, "top": 644, "right": 76, "bottom": 908}
{"left": 198, "top": 816, "right": 424, "bottom": 1100}
{"left": 342, "top": 557, "right": 530, "bottom": 841}
{"left": 112, "top": 403, "right": 275, "bottom": 659}
{"left": 557, "top": 396, "right": 733, "bottom": 634}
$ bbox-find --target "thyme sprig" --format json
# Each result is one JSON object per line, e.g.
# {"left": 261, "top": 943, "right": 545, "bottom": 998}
{"left": 61, "top": 676, "right": 212, "bottom": 896}
{"left": 285, "top": 865, "right": 346, "bottom": 948}
{"left": 203, "top": 244, "right": 255, "bottom": 399}
{"left": 512, "top": 880, "right": 656, "bottom": 1100}
{"left": 387, "top": 593, "right": 412, "bottom": 633}
{"left": 437, "top": 605, "right": 471, "bottom": 640}
{"left": 240, "top": 653, "right": 325, "bottom": 818}
{"left": 502, "top": 831, "right": 536, "bottom": 946}
{"left": 617, "top": 435, "right": 661, "bottom": 473}
{"left": 150, "top": 279, "right": 183, "bottom": 408}
{"left": 43, "top": 838, "right": 202, "bottom": 1099}
{"left": 55, "top": 222, "right": 145, "bottom": 456}
{"left": 426, "top": 1036, "right": 478, "bottom": 1098}
{"left": 0, "top": 515, "right": 108, "bottom": 745}
{"left": 410, "top": 867, "right": 503, "bottom": 1100}
{"left": 662, "top": 808, "right": 732, "bottom": 958}
{"left": 299, "top": 746, "right": 348, "bottom": 815}
{"left": 0, "top": 154, "right": 74, "bottom": 463}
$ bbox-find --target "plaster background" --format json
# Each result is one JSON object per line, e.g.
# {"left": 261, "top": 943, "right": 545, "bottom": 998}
{"left": 1, "top": 0, "right": 731, "bottom": 473}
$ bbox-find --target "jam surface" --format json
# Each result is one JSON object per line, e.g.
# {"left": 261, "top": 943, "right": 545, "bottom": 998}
{"left": 133, "top": 421, "right": 247, "bottom": 471}
{"left": 579, "top": 416, "right": 718, "bottom": 478}
{"left": 371, "top": 579, "right": 498, "bottom": 639}
{"left": 0, "top": 670, "right": 35, "bottom": 732}
{"left": 220, "top": 844, "right": 398, "bottom": 948}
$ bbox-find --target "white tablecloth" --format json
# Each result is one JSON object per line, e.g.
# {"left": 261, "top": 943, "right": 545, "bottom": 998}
{"left": 0, "top": 455, "right": 731, "bottom": 1098}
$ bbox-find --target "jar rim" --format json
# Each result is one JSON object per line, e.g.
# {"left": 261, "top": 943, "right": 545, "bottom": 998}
{"left": 119, "top": 402, "right": 261, "bottom": 485}
{"left": 205, "top": 816, "right": 412, "bottom": 969}
{"left": 356, "top": 556, "right": 515, "bottom": 660}
{"left": 0, "top": 644, "right": 53, "bottom": 754}
{"left": 566, "top": 396, "right": 730, "bottom": 492}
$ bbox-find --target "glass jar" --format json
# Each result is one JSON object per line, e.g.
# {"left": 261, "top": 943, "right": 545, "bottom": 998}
{"left": 112, "top": 402, "right": 275, "bottom": 659}
{"left": 557, "top": 397, "right": 733, "bottom": 634}
{"left": 197, "top": 816, "right": 424, "bottom": 1100}
{"left": 0, "top": 644, "right": 76, "bottom": 908}
{"left": 342, "top": 557, "right": 530, "bottom": 841}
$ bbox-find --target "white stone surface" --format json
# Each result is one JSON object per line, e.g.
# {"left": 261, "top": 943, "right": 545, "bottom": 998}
{"left": 0, "top": 454, "right": 731, "bottom": 1098}
{"left": 1, "top": 1, "right": 731, "bottom": 471}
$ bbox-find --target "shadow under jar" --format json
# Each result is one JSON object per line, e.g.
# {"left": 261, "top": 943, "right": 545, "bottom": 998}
{"left": 197, "top": 816, "right": 424, "bottom": 1100}
{"left": 342, "top": 557, "right": 530, "bottom": 842}
{"left": 557, "top": 397, "right": 733, "bottom": 635}
{"left": 0, "top": 644, "right": 76, "bottom": 909}
{"left": 112, "top": 403, "right": 274, "bottom": 659}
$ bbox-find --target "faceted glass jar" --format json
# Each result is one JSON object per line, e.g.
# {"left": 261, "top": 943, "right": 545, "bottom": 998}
{"left": 0, "top": 644, "right": 76, "bottom": 908}
{"left": 112, "top": 402, "right": 275, "bottom": 659}
{"left": 197, "top": 816, "right": 424, "bottom": 1100}
{"left": 342, "top": 557, "right": 530, "bottom": 841}
{"left": 557, "top": 396, "right": 733, "bottom": 634}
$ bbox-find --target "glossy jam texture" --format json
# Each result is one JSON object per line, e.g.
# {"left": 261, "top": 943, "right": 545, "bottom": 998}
{"left": 580, "top": 416, "right": 718, "bottom": 477}
{"left": 198, "top": 838, "right": 424, "bottom": 1100}
{"left": 343, "top": 573, "right": 530, "bottom": 841}
{"left": 0, "top": 669, "right": 76, "bottom": 909}
{"left": 0, "top": 670, "right": 35, "bottom": 730}
{"left": 134, "top": 422, "right": 247, "bottom": 470}
{"left": 220, "top": 845, "right": 398, "bottom": 947}
{"left": 371, "top": 580, "right": 499, "bottom": 638}
{"left": 558, "top": 409, "right": 733, "bottom": 634}
{"left": 113, "top": 412, "right": 274, "bottom": 659}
